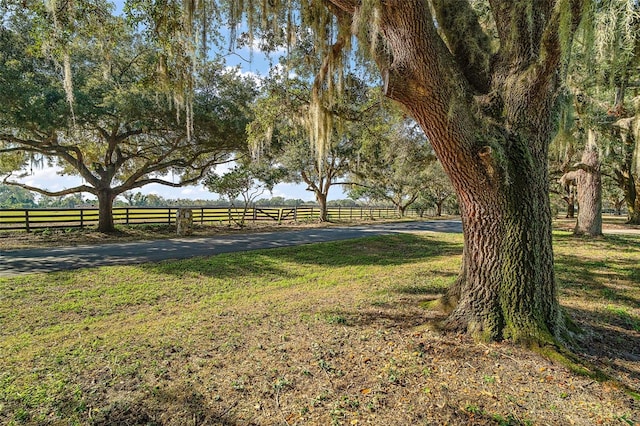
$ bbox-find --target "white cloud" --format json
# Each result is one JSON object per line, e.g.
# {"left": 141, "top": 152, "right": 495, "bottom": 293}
{"left": 271, "top": 183, "right": 313, "bottom": 202}
{"left": 179, "top": 186, "right": 211, "bottom": 198}
{"left": 12, "top": 166, "right": 83, "bottom": 192}
{"left": 225, "top": 65, "right": 264, "bottom": 86}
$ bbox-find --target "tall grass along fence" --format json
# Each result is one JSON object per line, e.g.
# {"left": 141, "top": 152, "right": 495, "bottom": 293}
{"left": 0, "top": 206, "right": 419, "bottom": 232}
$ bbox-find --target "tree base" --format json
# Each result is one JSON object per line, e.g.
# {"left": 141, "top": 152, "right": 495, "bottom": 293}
{"left": 429, "top": 294, "right": 578, "bottom": 347}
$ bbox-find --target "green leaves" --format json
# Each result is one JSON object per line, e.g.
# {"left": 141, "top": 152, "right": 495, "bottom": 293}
{"left": 0, "top": 185, "right": 37, "bottom": 208}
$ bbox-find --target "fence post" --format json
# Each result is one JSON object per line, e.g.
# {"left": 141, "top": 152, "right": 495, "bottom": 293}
{"left": 201, "top": 207, "right": 204, "bottom": 224}
{"left": 294, "top": 206, "right": 298, "bottom": 222}
{"left": 125, "top": 208, "right": 130, "bottom": 225}
{"left": 25, "top": 210, "right": 30, "bottom": 233}
{"left": 80, "top": 209, "right": 84, "bottom": 228}
{"left": 253, "top": 207, "right": 257, "bottom": 222}
{"left": 228, "top": 207, "right": 232, "bottom": 224}
{"left": 168, "top": 208, "right": 171, "bottom": 224}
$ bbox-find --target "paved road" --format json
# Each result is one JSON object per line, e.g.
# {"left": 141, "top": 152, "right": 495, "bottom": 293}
{"left": 0, "top": 220, "right": 462, "bottom": 277}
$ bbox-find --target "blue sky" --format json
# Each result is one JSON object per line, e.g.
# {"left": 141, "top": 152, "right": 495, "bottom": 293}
{"left": 12, "top": 1, "right": 348, "bottom": 203}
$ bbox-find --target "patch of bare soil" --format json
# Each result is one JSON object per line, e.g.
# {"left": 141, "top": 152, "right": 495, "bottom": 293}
{"left": 84, "top": 292, "right": 639, "bottom": 425}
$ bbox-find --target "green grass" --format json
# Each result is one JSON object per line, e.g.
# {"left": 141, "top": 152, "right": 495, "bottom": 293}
{"left": 0, "top": 233, "right": 461, "bottom": 423}
{"left": 1, "top": 231, "right": 639, "bottom": 425}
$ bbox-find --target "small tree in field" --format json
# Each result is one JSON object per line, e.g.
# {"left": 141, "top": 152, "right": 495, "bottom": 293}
{"left": 249, "top": 74, "right": 364, "bottom": 221}
{"left": 204, "top": 162, "right": 279, "bottom": 227}
{"left": 421, "top": 161, "right": 457, "bottom": 217}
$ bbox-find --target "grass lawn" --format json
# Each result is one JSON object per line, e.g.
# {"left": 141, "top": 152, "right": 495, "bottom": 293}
{"left": 0, "top": 231, "right": 638, "bottom": 425}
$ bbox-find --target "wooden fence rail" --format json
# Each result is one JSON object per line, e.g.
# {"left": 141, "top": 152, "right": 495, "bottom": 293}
{"left": 0, "top": 206, "right": 420, "bottom": 232}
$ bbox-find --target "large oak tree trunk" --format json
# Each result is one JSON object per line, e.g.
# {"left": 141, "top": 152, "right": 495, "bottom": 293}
{"left": 624, "top": 159, "right": 640, "bottom": 224}
{"left": 435, "top": 200, "right": 443, "bottom": 217}
{"left": 324, "top": 0, "right": 582, "bottom": 343}
{"left": 628, "top": 183, "right": 640, "bottom": 224}
{"left": 560, "top": 172, "right": 578, "bottom": 219}
{"left": 387, "top": 3, "right": 561, "bottom": 343}
{"left": 612, "top": 117, "right": 640, "bottom": 224}
{"left": 438, "top": 136, "right": 559, "bottom": 342}
{"left": 566, "top": 198, "right": 576, "bottom": 218}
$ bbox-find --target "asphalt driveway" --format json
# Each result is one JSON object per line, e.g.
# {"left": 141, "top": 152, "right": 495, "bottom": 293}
{"left": 0, "top": 220, "right": 462, "bottom": 277}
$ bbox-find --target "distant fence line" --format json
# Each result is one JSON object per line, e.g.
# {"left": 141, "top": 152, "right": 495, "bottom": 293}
{"left": 0, "top": 206, "right": 421, "bottom": 232}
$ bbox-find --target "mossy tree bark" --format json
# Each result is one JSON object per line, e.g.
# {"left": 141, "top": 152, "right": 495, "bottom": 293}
{"left": 560, "top": 172, "right": 578, "bottom": 219}
{"left": 566, "top": 198, "right": 576, "bottom": 218}
{"left": 563, "top": 186, "right": 577, "bottom": 219}
{"left": 621, "top": 171, "right": 640, "bottom": 224}
{"left": 327, "top": 0, "right": 585, "bottom": 343}
{"left": 438, "top": 135, "right": 560, "bottom": 342}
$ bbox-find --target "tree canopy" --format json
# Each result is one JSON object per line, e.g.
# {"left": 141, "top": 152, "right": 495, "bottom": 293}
{"left": 0, "top": 185, "right": 37, "bottom": 208}
{"left": 348, "top": 104, "right": 434, "bottom": 216}
{"left": 248, "top": 70, "right": 372, "bottom": 221}
{"left": 0, "top": 6, "right": 257, "bottom": 232}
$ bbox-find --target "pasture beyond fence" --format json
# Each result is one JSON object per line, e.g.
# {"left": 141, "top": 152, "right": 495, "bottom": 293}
{"left": 0, "top": 206, "right": 420, "bottom": 232}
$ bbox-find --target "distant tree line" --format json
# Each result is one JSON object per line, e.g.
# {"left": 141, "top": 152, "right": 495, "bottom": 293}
{"left": 1, "top": 185, "right": 461, "bottom": 215}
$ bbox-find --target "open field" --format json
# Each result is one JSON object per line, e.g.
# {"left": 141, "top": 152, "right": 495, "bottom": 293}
{"left": 0, "top": 231, "right": 639, "bottom": 425}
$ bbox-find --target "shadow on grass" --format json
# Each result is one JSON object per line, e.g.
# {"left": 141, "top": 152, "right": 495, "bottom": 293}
{"left": 393, "top": 270, "right": 457, "bottom": 296}
{"left": 88, "top": 384, "right": 246, "bottom": 426}
{"left": 334, "top": 307, "right": 444, "bottom": 329}
{"left": 566, "top": 305, "right": 640, "bottom": 357}
{"left": 564, "top": 305, "right": 640, "bottom": 392}
{"left": 264, "top": 233, "right": 463, "bottom": 267}
{"left": 142, "top": 233, "right": 463, "bottom": 279}
{"left": 554, "top": 232, "right": 640, "bottom": 254}
{"left": 555, "top": 253, "right": 640, "bottom": 309}
{"left": 141, "top": 252, "right": 294, "bottom": 280}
